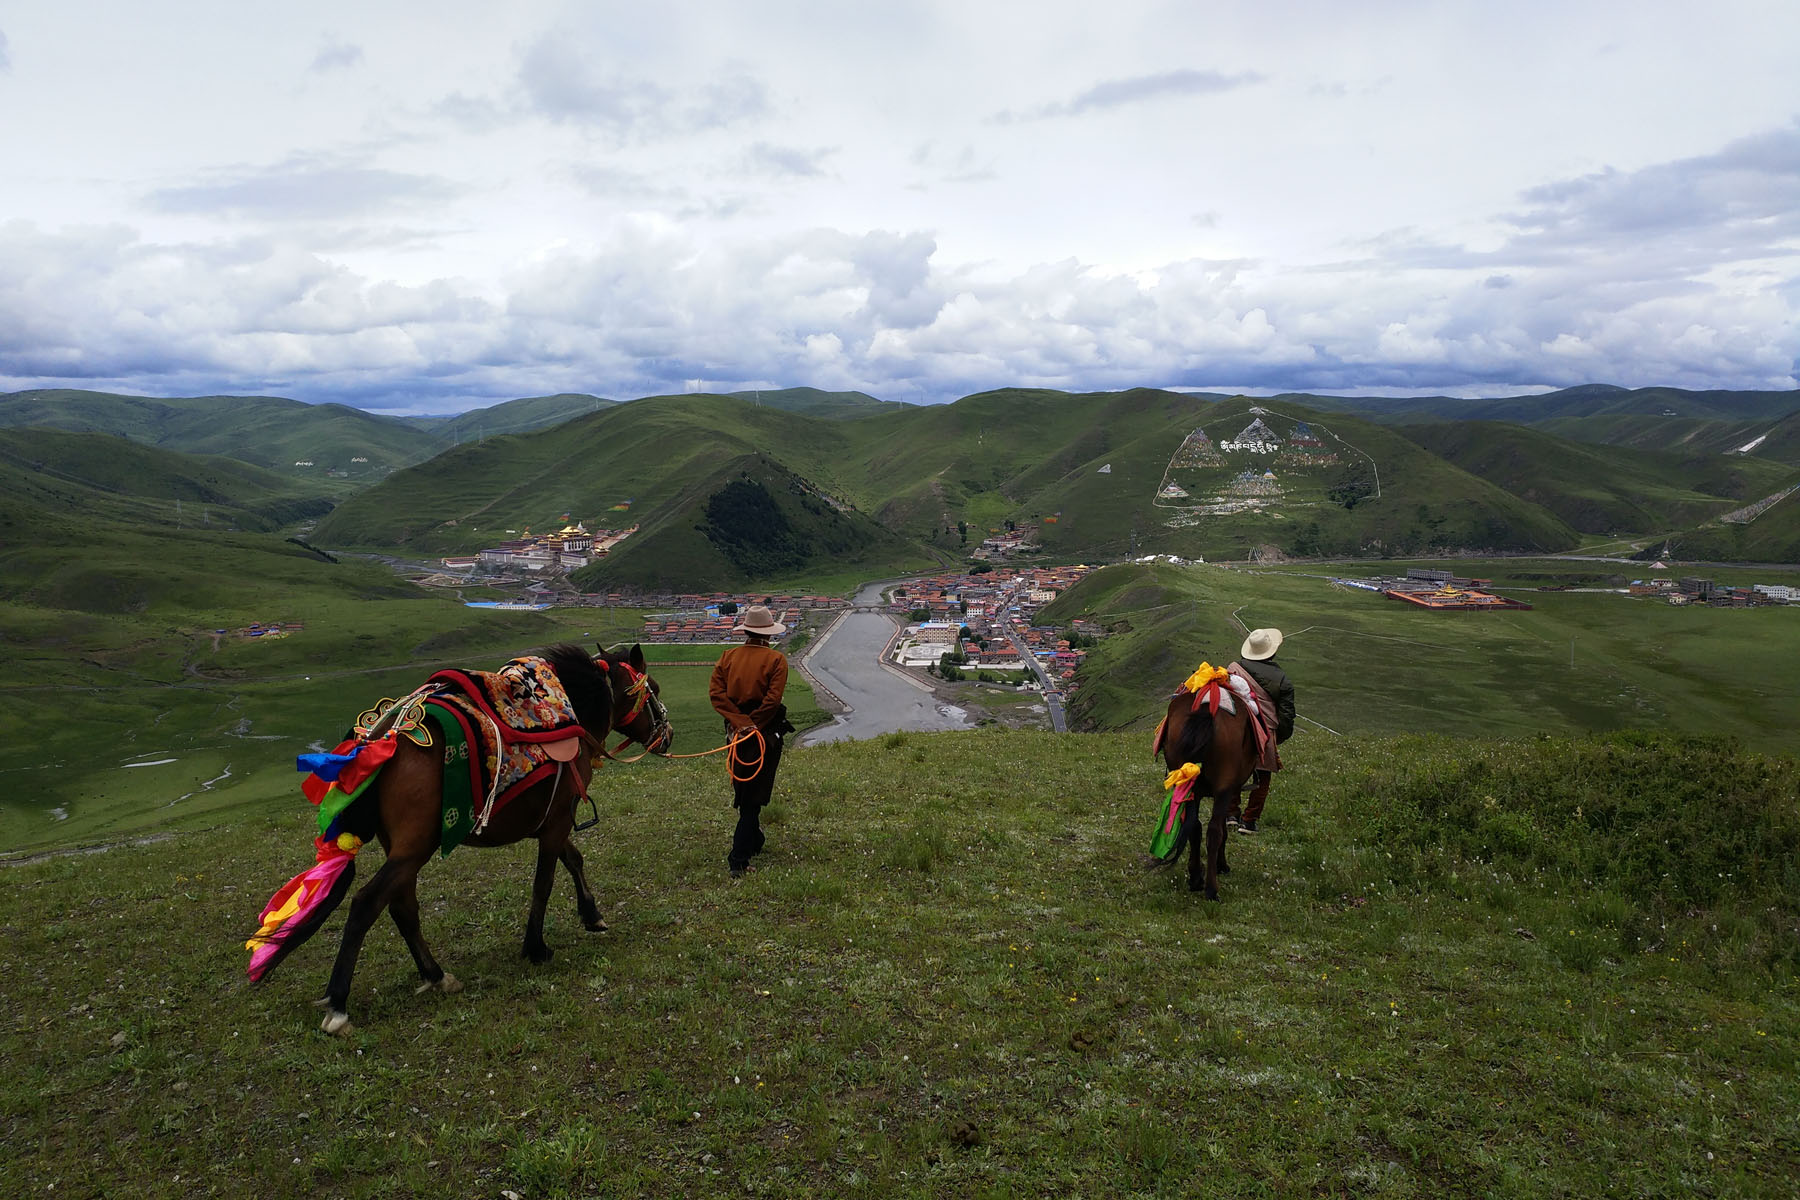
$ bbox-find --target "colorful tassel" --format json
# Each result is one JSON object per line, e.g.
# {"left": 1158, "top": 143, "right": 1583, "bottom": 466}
{"left": 245, "top": 833, "right": 362, "bottom": 982}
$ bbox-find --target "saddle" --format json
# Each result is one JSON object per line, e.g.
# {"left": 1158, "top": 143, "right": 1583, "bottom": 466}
{"left": 300, "top": 655, "right": 593, "bottom": 855}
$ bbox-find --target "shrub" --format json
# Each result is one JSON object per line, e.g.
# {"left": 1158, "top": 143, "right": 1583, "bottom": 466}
{"left": 1350, "top": 731, "right": 1800, "bottom": 971}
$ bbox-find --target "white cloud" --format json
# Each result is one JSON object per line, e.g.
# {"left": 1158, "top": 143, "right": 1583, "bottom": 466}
{"left": 309, "top": 36, "right": 363, "bottom": 73}
{"left": 143, "top": 155, "right": 464, "bottom": 222}
{"left": 1, "top": 4, "right": 1797, "bottom": 407}
{"left": 994, "top": 68, "right": 1268, "bottom": 124}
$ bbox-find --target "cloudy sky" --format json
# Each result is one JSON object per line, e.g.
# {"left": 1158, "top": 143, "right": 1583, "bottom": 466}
{"left": 2, "top": 1, "right": 1797, "bottom": 412}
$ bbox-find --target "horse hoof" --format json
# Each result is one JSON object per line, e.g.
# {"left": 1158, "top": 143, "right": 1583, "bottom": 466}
{"left": 584, "top": 919, "right": 609, "bottom": 934}
{"left": 320, "top": 1009, "right": 354, "bottom": 1037}
{"left": 1205, "top": 889, "right": 1221, "bottom": 903}
{"left": 415, "top": 973, "right": 463, "bottom": 996}
{"left": 524, "top": 944, "right": 554, "bottom": 965}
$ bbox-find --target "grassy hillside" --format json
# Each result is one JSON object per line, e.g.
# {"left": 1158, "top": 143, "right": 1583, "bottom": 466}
{"left": 1400, "top": 420, "right": 1798, "bottom": 534}
{"left": 572, "top": 451, "right": 932, "bottom": 591}
{"left": 313, "top": 389, "right": 1588, "bottom": 586}
{"left": 1653, "top": 495, "right": 1800, "bottom": 565}
{"left": 1304, "top": 384, "right": 1800, "bottom": 427}
{"left": 310, "top": 395, "right": 941, "bottom": 586}
{"left": 1538, "top": 409, "right": 1800, "bottom": 467}
{"left": 0, "top": 427, "right": 338, "bottom": 533}
{"left": 1045, "top": 560, "right": 1800, "bottom": 755}
{"left": 0, "top": 389, "right": 445, "bottom": 481}
{"left": 722, "top": 386, "right": 908, "bottom": 419}
{"left": 424, "top": 394, "right": 616, "bottom": 443}
{"left": 2, "top": 728, "right": 1793, "bottom": 1196}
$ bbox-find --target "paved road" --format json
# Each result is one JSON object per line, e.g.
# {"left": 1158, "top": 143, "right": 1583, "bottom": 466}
{"left": 797, "top": 581, "right": 977, "bottom": 745}
{"left": 1000, "top": 619, "right": 1067, "bottom": 732}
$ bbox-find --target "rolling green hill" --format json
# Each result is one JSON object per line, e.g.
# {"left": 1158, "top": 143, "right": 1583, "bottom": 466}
{"left": 423, "top": 393, "right": 616, "bottom": 443}
{"left": 1536, "top": 408, "right": 1800, "bottom": 466}
{"left": 0, "top": 388, "right": 445, "bottom": 481}
{"left": 722, "top": 386, "right": 908, "bottom": 419}
{"left": 309, "top": 388, "right": 1585, "bottom": 586}
{"left": 1043, "top": 559, "right": 1800, "bottom": 755}
{"left": 309, "top": 385, "right": 1591, "bottom": 582}
{"left": 1399, "top": 420, "right": 1798, "bottom": 534}
{"left": 1298, "top": 383, "right": 1800, "bottom": 427}
{"left": 310, "top": 394, "right": 940, "bottom": 588}
{"left": 0, "top": 427, "right": 337, "bottom": 536}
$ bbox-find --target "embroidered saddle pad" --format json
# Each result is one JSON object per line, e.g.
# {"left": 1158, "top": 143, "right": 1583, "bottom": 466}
{"left": 312, "top": 655, "right": 590, "bottom": 853}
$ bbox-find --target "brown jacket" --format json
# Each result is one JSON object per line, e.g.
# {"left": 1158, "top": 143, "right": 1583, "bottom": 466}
{"left": 709, "top": 642, "right": 788, "bottom": 731}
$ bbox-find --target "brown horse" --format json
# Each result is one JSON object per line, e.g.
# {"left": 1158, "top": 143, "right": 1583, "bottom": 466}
{"left": 257, "top": 644, "right": 671, "bottom": 1036}
{"left": 1153, "top": 682, "right": 1259, "bottom": 901}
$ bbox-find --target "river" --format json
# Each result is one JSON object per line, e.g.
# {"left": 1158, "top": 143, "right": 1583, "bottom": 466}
{"left": 797, "top": 580, "right": 978, "bottom": 745}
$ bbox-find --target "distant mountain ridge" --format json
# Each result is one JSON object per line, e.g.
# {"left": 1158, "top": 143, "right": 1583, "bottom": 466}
{"left": 9, "top": 383, "right": 1800, "bottom": 586}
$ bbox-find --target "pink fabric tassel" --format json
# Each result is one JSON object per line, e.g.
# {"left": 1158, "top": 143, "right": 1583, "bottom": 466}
{"left": 245, "top": 834, "right": 361, "bottom": 982}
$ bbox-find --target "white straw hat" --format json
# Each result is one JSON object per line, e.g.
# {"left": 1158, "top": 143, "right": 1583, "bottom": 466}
{"left": 1240, "top": 628, "right": 1283, "bottom": 661}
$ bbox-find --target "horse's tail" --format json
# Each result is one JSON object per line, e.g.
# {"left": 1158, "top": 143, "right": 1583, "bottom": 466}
{"left": 245, "top": 834, "right": 364, "bottom": 983}
{"left": 1174, "top": 704, "right": 1216, "bottom": 767}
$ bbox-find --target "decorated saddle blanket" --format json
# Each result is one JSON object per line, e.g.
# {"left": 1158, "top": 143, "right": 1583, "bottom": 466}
{"left": 1226, "top": 663, "right": 1281, "bottom": 773}
{"left": 296, "top": 655, "right": 590, "bottom": 856}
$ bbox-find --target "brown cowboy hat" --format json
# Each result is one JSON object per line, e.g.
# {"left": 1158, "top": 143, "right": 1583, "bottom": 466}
{"left": 1240, "top": 627, "right": 1283, "bottom": 660}
{"left": 735, "top": 604, "right": 786, "bottom": 636}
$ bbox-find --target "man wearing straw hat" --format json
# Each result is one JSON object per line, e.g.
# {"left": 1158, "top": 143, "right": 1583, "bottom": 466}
{"left": 1230, "top": 627, "right": 1295, "bottom": 834}
{"left": 709, "top": 604, "right": 796, "bottom": 877}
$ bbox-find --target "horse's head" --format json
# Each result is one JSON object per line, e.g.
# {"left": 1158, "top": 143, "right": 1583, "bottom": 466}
{"left": 597, "top": 643, "right": 673, "bottom": 755}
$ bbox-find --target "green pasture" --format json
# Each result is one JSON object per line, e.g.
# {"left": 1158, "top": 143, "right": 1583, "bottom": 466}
{"left": 0, "top": 590, "right": 822, "bottom": 856}
{"left": 1053, "top": 559, "right": 1800, "bottom": 754}
{"left": 2, "top": 729, "right": 1793, "bottom": 1197}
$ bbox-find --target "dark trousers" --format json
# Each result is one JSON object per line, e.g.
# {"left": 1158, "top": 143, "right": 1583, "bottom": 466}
{"left": 729, "top": 728, "right": 784, "bottom": 869}
{"left": 1236, "top": 769, "right": 1273, "bottom": 823}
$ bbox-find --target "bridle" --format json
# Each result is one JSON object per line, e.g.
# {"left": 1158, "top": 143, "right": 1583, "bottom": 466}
{"left": 602, "top": 659, "right": 673, "bottom": 762}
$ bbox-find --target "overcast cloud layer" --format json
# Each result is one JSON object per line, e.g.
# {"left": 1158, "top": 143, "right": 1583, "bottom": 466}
{"left": 2, "top": 1, "right": 1796, "bottom": 412}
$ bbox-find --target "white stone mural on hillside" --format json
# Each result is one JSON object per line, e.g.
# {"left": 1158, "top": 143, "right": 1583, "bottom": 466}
{"left": 1152, "top": 407, "right": 1380, "bottom": 527}
{"left": 1221, "top": 418, "right": 1281, "bottom": 453}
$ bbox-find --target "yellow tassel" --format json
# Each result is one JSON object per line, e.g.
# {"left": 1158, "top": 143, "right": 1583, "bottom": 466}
{"left": 1163, "top": 762, "right": 1201, "bottom": 791}
{"left": 1180, "top": 662, "right": 1229, "bottom": 695}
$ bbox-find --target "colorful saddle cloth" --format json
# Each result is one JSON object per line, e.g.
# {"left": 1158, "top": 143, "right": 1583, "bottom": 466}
{"left": 296, "top": 655, "right": 590, "bottom": 855}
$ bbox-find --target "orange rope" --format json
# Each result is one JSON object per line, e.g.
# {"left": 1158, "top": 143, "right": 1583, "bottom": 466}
{"left": 723, "top": 727, "right": 766, "bottom": 784}
{"left": 603, "top": 728, "right": 763, "bottom": 777}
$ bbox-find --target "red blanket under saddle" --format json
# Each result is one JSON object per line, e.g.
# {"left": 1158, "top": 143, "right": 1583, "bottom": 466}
{"left": 424, "top": 655, "right": 590, "bottom": 827}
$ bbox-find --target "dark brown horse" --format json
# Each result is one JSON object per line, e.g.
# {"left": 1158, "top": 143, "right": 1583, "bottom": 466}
{"left": 258, "top": 644, "right": 671, "bottom": 1036}
{"left": 1153, "top": 682, "right": 1259, "bottom": 901}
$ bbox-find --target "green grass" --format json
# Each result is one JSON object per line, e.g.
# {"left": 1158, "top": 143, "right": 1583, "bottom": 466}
{"left": 1054, "top": 559, "right": 1800, "bottom": 755}
{"left": 0, "top": 588, "right": 820, "bottom": 855}
{"left": 1, "top": 730, "right": 1793, "bottom": 1196}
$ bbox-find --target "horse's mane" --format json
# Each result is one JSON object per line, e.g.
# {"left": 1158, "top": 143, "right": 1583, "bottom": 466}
{"left": 540, "top": 643, "right": 613, "bottom": 732}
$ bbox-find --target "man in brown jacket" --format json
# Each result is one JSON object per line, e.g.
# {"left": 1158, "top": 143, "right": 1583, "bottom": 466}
{"left": 709, "top": 605, "right": 794, "bottom": 877}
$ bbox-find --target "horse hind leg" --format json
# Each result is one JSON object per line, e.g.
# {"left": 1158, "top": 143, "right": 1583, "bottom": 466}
{"left": 1185, "top": 792, "right": 1231, "bottom": 901}
{"left": 389, "top": 878, "right": 462, "bottom": 997}
{"left": 1183, "top": 799, "right": 1207, "bottom": 895}
{"left": 560, "top": 844, "right": 607, "bottom": 933}
{"left": 522, "top": 841, "right": 561, "bottom": 964}
{"left": 320, "top": 851, "right": 429, "bottom": 1036}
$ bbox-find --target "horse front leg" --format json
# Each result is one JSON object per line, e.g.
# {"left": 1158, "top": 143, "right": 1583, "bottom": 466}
{"left": 522, "top": 840, "right": 560, "bottom": 963}
{"left": 321, "top": 853, "right": 426, "bottom": 1036}
{"left": 559, "top": 843, "right": 607, "bottom": 932}
{"left": 390, "top": 877, "right": 462, "bottom": 997}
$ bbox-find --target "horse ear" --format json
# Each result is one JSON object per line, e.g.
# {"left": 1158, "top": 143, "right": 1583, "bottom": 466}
{"left": 628, "top": 643, "right": 646, "bottom": 672}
